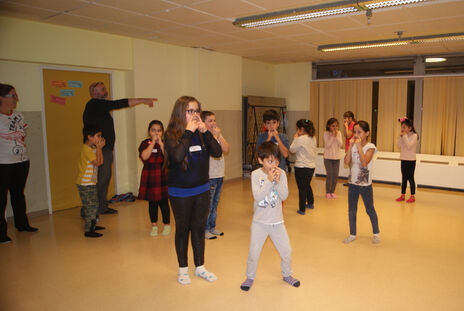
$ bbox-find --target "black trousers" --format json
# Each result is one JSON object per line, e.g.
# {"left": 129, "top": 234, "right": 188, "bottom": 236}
{"left": 0, "top": 161, "right": 30, "bottom": 238}
{"left": 149, "top": 198, "right": 170, "bottom": 224}
{"left": 294, "top": 167, "right": 315, "bottom": 212}
{"left": 401, "top": 160, "right": 416, "bottom": 195}
{"left": 97, "top": 147, "right": 113, "bottom": 214}
{"left": 169, "top": 191, "right": 210, "bottom": 267}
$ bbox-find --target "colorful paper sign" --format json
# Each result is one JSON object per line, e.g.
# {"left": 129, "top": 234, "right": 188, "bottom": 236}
{"left": 68, "top": 80, "right": 83, "bottom": 88}
{"left": 60, "top": 89, "right": 75, "bottom": 97}
{"left": 51, "top": 80, "right": 66, "bottom": 88}
{"left": 50, "top": 95, "right": 66, "bottom": 105}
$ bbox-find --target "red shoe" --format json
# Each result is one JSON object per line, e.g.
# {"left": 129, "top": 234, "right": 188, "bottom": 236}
{"left": 406, "top": 196, "right": 415, "bottom": 203}
{"left": 396, "top": 195, "right": 405, "bottom": 202}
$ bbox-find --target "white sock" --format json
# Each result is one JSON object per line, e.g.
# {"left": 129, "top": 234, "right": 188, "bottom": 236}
{"left": 195, "top": 265, "right": 217, "bottom": 282}
{"left": 177, "top": 267, "right": 191, "bottom": 285}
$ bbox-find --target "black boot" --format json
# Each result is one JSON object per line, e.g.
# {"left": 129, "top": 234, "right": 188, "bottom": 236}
{"left": 85, "top": 220, "right": 103, "bottom": 238}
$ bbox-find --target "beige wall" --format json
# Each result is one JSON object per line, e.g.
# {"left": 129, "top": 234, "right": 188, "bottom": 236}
{"left": 0, "top": 16, "right": 132, "bottom": 70}
{"left": 242, "top": 58, "right": 275, "bottom": 97}
{"left": 275, "top": 62, "right": 312, "bottom": 111}
{"left": 131, "top": 40, "right": 243, "bottom": 193}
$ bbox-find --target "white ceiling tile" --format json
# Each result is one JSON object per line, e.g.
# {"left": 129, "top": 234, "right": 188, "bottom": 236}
{"left": 150, "top": 6, "right": 220, "bottom": 25}
{"left": 96, "top": 0, "right": 180, "bottom": 15}
{"left": 5, "top": 0, "right": 88, "bottom": 12}
{"left": 0, "top": 1, "right": 58, "bottom": 19}
{"left": 189, "top": 0, "right": 264, "bottom": 19}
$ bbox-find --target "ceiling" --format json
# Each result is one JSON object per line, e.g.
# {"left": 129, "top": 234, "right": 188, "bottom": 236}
{"left": 1, "top": 0, "right": 464, "bottom": 63}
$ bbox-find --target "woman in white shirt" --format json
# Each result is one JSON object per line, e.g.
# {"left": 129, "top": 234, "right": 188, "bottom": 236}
{"left": 289, "top": 119, "right": 317, "bottom": 216}
{"left": 0, "top": 84, "right": 38, "bottom": 244}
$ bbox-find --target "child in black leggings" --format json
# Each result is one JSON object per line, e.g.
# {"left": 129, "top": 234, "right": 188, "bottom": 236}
{"left": 165, "top": 96, "right": 222, "bottom": 285}
{"left": 396, "top": 118, "right": 418, "bottom": 203}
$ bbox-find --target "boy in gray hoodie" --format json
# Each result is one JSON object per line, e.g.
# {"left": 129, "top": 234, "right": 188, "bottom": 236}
{"left": 240, "top": 141, "right": 300, "bottom": 291}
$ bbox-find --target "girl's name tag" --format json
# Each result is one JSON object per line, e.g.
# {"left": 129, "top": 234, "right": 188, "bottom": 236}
{"left": 152, "top": 149, "right": 158, "bottom": 153}
{"left": 189, "top": 145, "right": 202, "bottom": 152}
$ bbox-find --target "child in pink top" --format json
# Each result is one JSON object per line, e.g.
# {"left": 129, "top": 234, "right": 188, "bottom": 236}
{"left": 343, "top": 111, "right": 356, "bottom": 152}
{"left": 396, "top": 118, "right": 418, "bottom": 203}
{"left": 323, "top": 118, "right": 343, "bottom": 199}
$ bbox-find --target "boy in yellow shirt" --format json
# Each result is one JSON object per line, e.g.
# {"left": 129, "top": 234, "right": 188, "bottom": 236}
{"left": 77, "top": 125, "right": 105, "bottom": 238}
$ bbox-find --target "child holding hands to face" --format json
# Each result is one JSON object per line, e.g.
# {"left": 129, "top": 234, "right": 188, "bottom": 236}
{"left": 241, "top": 142, "right": 300, "bottom": 291}
{"left": 396, "top": 117, "right": 418, "bottom": 203}
{"left": 256, "top": 110, "right": 289, "bottom": 171}
{"left": 76, "top": 125, "right": 106, "bottom": 238}
{"left": 323, "top": 118, "right": 343, "bottom": 199}
{"left": 138, "top": 120, "right": 170, "bottom": 237}
{"left": 201, "top": 111, "right": 230, "bottom": 240}
{"left": 289, "top": 119, "right": 317, "bottom": 215}
{"left": 165, "top": 96, "right": 222, "bottom": 285}
{"left": 343, "top": 121, "right": 380, "bottom": 244}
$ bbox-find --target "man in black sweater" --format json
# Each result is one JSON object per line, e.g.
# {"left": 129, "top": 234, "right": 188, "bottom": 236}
{"left": 83, "top": 82, "right": 156, "bottom": 215}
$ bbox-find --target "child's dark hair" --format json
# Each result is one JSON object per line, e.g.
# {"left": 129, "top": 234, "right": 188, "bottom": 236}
{"left": 354, "top": 120, "right": 370, "bottom": 136}
{"left": 296, "top": 119, "right": 315, "bottom": 137}
{"left": 0, "top": 83, "right": 14, "bottom": 97}
{"left": 257, "top": 141, "right": 281, "bottom": 161}
{"left": 83, "top": 124, "right": 101, "bottom": 143}
{"left": 263, "top": 109, "right": 280, "bottom": 122}
{"left": 326, "top": 118, "right": 339, "bottom": 131}
{"left": 148, "top": 120, "right": 164, "bottom": 134}
{"left": 399, "top": 118, "right": 417, "bottom": 135}
{"left": 200, "top": 110, "right": 214, "bottom": 122}
{"left": 343, "top": 111, "right": 355, "bottom": 121}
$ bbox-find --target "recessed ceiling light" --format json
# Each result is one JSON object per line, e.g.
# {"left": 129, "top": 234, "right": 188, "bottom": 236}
{"left": 425, "top": 57, "right": 447, "bottom": 63}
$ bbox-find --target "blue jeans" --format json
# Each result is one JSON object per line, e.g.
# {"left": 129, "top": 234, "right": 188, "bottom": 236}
{"left": 205, "top": 178, "right": 223, "bottom": 232}
{"left": 348, "top": 184, "right": 380, "bottom": 235}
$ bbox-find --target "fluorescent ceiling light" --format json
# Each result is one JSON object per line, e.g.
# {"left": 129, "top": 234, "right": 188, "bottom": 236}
{"left": 318, "top": 33, "right": 464, "bottom": 52}
{"left": 233, "top": 0, "right": 427, "bottom": 28}
{"left": 365, "top": 0, "right": 424, "bottom": 9}
{"left": 239, "top": 7, "right": 357, "bottom": 28}
{"left": 425, "top": 57, "right": 447, "bottom": 63}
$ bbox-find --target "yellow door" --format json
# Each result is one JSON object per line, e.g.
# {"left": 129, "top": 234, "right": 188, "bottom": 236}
{"left": 43, "top": 69, "right": 115, "bottom": 211}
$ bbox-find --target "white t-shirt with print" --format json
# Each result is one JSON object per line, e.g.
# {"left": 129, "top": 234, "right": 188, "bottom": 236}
{"left": 0, "top": 111, "right": 29, "bottom": 164}
{"left": 348, "top": 142, "right": 377, "bottom": 186}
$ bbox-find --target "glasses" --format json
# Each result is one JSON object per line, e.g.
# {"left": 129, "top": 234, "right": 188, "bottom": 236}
{"left": 186, "top": 109, "right": 201, "bottom": 115}
{"left": 3, "top": 94, "right": 18, "bottom": 98}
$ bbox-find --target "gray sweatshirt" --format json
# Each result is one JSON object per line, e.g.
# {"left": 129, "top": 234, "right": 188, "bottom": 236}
{"left": 251, "top": 167, "right": 289, "bottom": 224}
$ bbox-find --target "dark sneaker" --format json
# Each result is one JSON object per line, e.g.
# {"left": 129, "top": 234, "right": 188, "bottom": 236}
{"left": 84, "top": 231, "right": 103, "bottom": 238}
{"left": 17, "top": 226, "right": 39, "bottom": 232}
{"left": 0, "top": 236, "right": 12, "bottom": 244}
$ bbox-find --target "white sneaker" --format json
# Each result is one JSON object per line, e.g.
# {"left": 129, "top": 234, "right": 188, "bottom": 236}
{"left": 205, "top": 232, "right": 217, "bottom": 240}
{"left": 161, "top": 225, "right": 171, "bottom": 236}
{"left": 150, "top": 226, "right": 158, "bottom": 237}
{"left": 343, "top": 235, "right": 356, "bottom": 244}
{"left": 210, "top": 229, "right": 224, "bottom": 236}
{"left": 372, "top": 235, "right": 381, "bottom": 244}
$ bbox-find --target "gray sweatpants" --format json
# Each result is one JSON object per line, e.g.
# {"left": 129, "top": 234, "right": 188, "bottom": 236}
{"left": 324, "top": 158, "right": 340, "bottom": 194}
{"left": 246, "top": 222, "right": 293, "bottom": 279}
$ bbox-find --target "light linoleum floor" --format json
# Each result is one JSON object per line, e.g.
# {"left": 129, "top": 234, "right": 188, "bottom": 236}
{"left": 1, "top": 176, "right": 464, "bottom": 311}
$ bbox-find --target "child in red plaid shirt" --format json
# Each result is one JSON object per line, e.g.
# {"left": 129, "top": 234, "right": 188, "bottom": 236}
{"left": 138, "top": 120, "right": 170, "bottom": 236}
